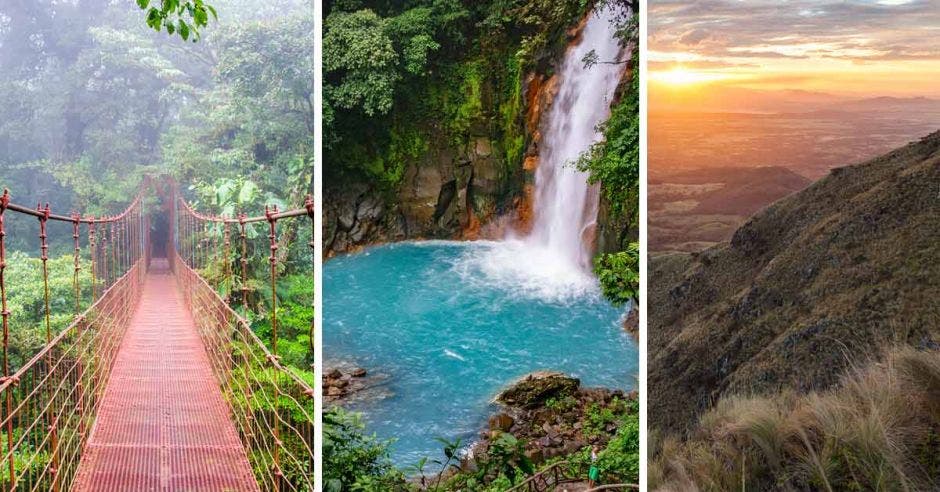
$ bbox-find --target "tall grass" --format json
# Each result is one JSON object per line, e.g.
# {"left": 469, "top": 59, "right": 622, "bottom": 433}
{"left": 650, "top": 347, "right": 940, "bottom": 491}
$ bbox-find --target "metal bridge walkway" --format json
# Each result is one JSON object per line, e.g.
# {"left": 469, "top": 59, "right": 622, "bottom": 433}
{"left": 72, "top": 259, "right": 258, "bottom": 491}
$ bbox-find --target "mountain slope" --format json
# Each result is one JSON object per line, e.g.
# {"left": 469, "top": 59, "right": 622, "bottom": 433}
{"left": 649, "top": 130, "right": 940, "bottom": 435}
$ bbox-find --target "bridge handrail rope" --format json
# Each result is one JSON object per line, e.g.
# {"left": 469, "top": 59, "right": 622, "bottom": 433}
{"left": 174, "top": 192, "right": 314, "bottom": 492}
{"left": 0, "top": 184, "right": 148, "bottom": 491}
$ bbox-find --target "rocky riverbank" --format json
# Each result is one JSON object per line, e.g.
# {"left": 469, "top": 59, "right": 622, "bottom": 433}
{"left": 323, "top": 365, "right": 392, "bottom": 404}
{"left": 472, "top": 371, "right": 636, "bottom": 466}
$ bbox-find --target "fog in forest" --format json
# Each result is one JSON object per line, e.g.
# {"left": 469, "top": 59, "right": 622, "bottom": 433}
{"left": 0, "top": 0, "right": 313, "bottom": 253}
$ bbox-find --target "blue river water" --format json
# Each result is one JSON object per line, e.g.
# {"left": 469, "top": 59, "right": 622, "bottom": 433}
{"left": 324, "top": 241, "right": 637, "bottom": 466}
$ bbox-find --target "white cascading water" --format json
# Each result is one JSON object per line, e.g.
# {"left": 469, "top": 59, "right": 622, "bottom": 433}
{"left": 525, "top": 4, "right": 625, "bottom": 269}
{"left": 455, "top": 5, "right": 626, "bottom": 302}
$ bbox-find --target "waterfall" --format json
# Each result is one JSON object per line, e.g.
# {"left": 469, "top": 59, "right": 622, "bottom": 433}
{"left": 523, "top": 5, "right": 626, "bottom": 270}
{"left": 455, "top": 5, "right": 625, "bottom": 302}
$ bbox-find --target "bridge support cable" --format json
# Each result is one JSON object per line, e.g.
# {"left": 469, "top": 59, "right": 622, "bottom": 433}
{"left": 0, "top": 186, "right": 148, "bottom": 492}
{"left": 175, "top": 193, "right": 315, "bottom": 491}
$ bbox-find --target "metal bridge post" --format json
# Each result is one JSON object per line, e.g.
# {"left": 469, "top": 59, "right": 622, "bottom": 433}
{"left": 265, "top": 206, "right": 282, "bottom": 490}
{"left": 0, "top": 190, "right": 14, "bottom": 490}
{"left": 239, "top": 215, "right": 249, "bottom": 311}
{"left": 37, "top": 203, "right": 61, "bottom": 492}
{"left": 88, "top": 221, "right": 97, "bottom": 303}
{"left": 72, "top": 213, "right": 82, "bottom": 315}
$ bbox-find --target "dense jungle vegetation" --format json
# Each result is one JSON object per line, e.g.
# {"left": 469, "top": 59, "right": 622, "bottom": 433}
{"left": 324, "top": 0, "right": 640, "bottom": 489}
{"left": 0, "top": 0, "right": 313, "bottom": 397}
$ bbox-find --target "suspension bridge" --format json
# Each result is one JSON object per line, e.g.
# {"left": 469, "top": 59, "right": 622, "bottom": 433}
{"left": 0, "top": 178, "right": 314, "bottom": 491}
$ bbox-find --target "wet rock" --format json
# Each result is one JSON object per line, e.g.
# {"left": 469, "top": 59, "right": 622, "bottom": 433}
{"left": 350, "top": 367, "right": 367, "bottom": 378}
{"left": 357, "top": 195, "right": 384, "bottom": 221}
{"left": 326, "top": 368, "right": 342, "bottom": 380}
{"left": 497, "top": 371, "right": 580, "bottom": 409}
{"left": 489, "top": 413, "right": 514, "bottom": 432}
{"left": 525, "top": 448, "right": 544, "bottom": 463}
{"left": 474, "top": 137, "right": 492, "bottom": 157}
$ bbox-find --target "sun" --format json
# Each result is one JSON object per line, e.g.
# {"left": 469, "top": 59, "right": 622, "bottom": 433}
{"left": 653, "top": 68, "right": 726, "bottom": 85}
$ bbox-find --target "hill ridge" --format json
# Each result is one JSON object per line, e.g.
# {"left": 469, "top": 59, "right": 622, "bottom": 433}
{"left": 649, "top": 130, "right": 940, "bottom": 435}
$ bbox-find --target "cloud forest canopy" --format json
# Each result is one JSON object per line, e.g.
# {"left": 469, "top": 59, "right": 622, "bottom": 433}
{"left": 0, "top": 0, "right": 312, "bottom": 223}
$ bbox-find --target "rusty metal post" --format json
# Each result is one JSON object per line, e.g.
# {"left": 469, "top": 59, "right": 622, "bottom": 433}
{"left": 238, "top": 215, "right": 249, "bottom": 311}
{"left": 72, "top": 213, "right": 88, "bottom": 452}
{"left": 305, "top": 195, "right": 315, "bottom": 362}
{"left": 72, "top": 214, "right": 82, "bottom": 315}
{"left": 265, "top": 206, "right": 280, "bottom": 356}
{"left": 109, "top": 221, "right": 116, "bottom": 287}
{"left": 88, "top": 221, "right": 97, "bottom": 302}
{"left": 0, "top": 190, "right": 14, "bottom": 490}
{"left": 265, "top": 205, "right": 282, "bottom": 489}
{"left": 37, "top": 203, "right": 60, "bottom": 492}
{"left": 99, "top": 222, "right": 108, "bottom": 289}
{"left": 223, "top": 223, "right": 232, "bottom": 301}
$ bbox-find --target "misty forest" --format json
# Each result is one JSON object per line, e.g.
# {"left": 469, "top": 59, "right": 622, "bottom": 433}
{"left": 0, "top": 0, "right": 313, "bottom": 489}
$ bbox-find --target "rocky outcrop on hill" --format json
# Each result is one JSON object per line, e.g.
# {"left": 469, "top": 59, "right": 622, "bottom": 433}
{"left": 649, "top": 131, "right": 940, "bottom": 436}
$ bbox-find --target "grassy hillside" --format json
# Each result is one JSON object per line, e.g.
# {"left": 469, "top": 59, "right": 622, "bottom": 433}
{"left": 651, "top": 347, "right": 940, "bottom": 490}
{"left": 649, "top": 130, "right": 940, "bottom": 435}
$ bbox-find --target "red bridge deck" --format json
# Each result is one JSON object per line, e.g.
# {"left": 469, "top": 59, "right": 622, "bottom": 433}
{"left": 73, "top": 261, "right": 258, "bottom": 491}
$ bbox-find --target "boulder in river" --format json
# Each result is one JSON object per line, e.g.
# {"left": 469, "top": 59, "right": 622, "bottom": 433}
{"left": 496, "top": 371, "right": 580, "bottom": 409}
{"left": 488, "top": 413, "right": 514, "bottom": 432}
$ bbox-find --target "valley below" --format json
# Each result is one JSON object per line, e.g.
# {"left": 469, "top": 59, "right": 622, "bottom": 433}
{"left": 649, "top": 103, "right": 940, "bottom": 252}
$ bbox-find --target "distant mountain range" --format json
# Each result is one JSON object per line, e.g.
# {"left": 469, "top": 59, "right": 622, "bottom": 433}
{"left": 649, "top": 130, "right": 940, "bottom": 435}
{"left": 650, "top": 84, "right": 940, "bottom": 114}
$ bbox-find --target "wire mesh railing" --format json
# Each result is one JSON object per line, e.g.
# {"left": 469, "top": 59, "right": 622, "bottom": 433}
{"left": 174, "top": 192, "right": 314, "bottom": 491}
{"left": 0, "top": 188, "right": 147, "bottom": 491}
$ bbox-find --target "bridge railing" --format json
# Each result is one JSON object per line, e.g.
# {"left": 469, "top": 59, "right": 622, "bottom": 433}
{"left": 173, "top": 193, "right": 314, "bottom": 491}
{"left": 0, "top": 189, "right": 147, "bottom": 491}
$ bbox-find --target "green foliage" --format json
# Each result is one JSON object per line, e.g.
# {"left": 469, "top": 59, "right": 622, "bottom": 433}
{"left": 324, "top": 0, "right": 587, "bottom": 187}
{"left": 164, "top": 13, "right": 314, "bottom": 208}
{"left": 575, "top": 42, "right": 639, "bottom": 219}
{"left": 323, "top": 9, "right": 403, "bottom": 117}
{"left": 545, "top": 394, "right": 579, "bottom": 413}
{"left": 137, "top": 0, "right": 218, "bottom": 42}
{"left": 594, "top": 242, "right": 640, "bottom": 306}
{"left": 568, "top": 400, "right": 640, "bottom": 484}
{"left": 501, "top": 53, "right": 526, "bottom": 168}
{"left": 483, "top": 432, "right": 535, "bottom": 483}
{"left": 323, "top": 407, "right": 407, "bottom": 491}
{"left": 583, "top": 398, "right": 627, "bottom": 437}
{"left": 2, "top": 252, "right": 92, "bottom": 370}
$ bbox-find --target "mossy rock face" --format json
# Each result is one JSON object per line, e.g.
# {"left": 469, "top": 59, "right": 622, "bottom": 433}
{"left": 497, "top": 371, "right": 580, "bottom": 409}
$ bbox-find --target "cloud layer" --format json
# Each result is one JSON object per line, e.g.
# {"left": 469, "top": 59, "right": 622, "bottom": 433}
{"left": 649, "top": 1, "right": 940, "bottom": 96}
{"left": 651, "top": 0, "right": 940, "bottom": 62}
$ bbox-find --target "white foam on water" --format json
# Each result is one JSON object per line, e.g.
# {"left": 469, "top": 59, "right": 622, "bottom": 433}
{"left": 443, "top": 349, "right": 467, "bottom": 361}
{"left": 452, "top": 240, "right": 600, "bottom": 303}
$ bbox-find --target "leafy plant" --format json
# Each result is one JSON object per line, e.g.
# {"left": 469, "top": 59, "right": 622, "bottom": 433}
{"left": 479, "top": 432, "right": 534, "bottom": 485}
{"left": 137, "top": 0, "right": 218, "bottom": 42}
{"left": 323, "top": 407, "right": 407, "bottom": 491}
{"left": 594, "top": 242, "right": 640, "bottom": 306}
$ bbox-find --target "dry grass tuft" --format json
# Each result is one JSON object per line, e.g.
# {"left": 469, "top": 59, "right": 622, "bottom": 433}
{"left": 651, "top": 347, "right": 940, "bottom": 491}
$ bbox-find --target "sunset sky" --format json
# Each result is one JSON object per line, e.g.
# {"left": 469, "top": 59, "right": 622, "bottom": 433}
{"left": 649, "top": 0, "right": 940, "bottom": 98}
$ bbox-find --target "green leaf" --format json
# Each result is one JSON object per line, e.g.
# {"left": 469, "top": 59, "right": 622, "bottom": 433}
{"left": 146, "top": 8, "right": 162, "bottom": 30}
{"left": 179, "top": 20, "right": 190, "bottom": 41}
{"left": 136, "top": 0, "right": 150, "bottom": 9}
{"left": 194, "top": 7, "right": 208, "bottom": 26}
{"left": 238, "top": 181, "right": 258, "bottom": 204}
